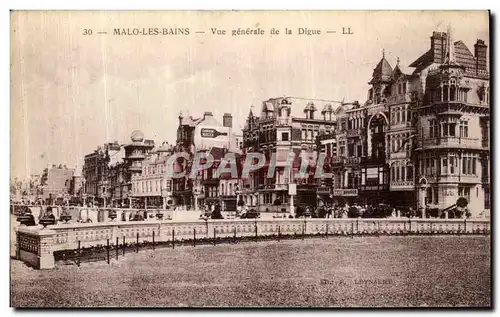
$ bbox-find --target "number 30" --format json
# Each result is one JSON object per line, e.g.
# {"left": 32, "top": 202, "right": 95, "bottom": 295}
{"left": 83, "top": 29, "right": 93, "bottom": 35}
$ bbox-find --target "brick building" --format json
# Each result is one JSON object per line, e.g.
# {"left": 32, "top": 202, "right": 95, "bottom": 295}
{"left": 241, "top": 97, "right": 337, "bottom": 213}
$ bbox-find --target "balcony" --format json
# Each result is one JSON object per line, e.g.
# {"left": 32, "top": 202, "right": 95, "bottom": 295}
{"left": 345, "top": 157, "right": 361, "bottom": 165}
{"left": 390, "top": 121, "right": 414, "bottom": 130}
{"left": 331, "top": 157, "right": 345, "bottom": 165}
{"left": 387, "top": 93, "right": 413, "bottom": 104}
{"left": 128, "top": 165, "right": 142, "bottom": 172}
{"left": 346, "top": 128, "right": 363, "bottom": 138}
{"left": 317, "top": 133, "right": 336, "bottom": 142}
{"left": 332, "top": 188, "right": 358, "bottom": 197}
{"left": 418, "top": 137, "right": 482, "bottom": 150}
{"left": 423, "top": 174, "right": 480, "bottom": 184}
{"left": 390, "top": 180, "right": 415, "bottom": 191}
{"left": 127, "top": 152, "right": 146, "bottom": 160}
{"left": 276, "top": 118, "right": 291, "bottom": 126}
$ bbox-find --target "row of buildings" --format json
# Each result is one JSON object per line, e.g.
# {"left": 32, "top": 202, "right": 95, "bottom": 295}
{"left": 11, "top": 164, "right": 84, "bottom": 204}
{"left": 80, "top": 29, "right": 490, "bottom": 217}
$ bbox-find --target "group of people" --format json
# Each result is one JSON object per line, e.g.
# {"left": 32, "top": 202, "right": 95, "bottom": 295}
{"left": 200, "top": 202, "right": 224, "bottom": 219}
{"left": 295, "top": 203, "right": 417, "bottom": 219}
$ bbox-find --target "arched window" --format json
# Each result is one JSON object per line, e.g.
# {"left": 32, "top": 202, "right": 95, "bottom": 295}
{"left": 221, "top": 183, "right": 225, "bottom": 196}
{"left": 229, "top": 183, "right": 233, "bottom": 195}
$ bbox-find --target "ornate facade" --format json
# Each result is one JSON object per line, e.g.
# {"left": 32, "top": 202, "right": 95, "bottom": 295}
{"left": 241, "top": 97, "right": 336, "bottom": 213}
{"left": 413, "top": 31, "right": 489, "bottom": 217}
{"left": 316, "top": 29, "right": 490, "bottom": 217}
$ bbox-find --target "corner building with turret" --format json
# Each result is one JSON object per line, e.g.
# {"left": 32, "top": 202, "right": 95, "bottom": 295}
{"left": 413, "top": 31, "right": 489, "bottom": 217}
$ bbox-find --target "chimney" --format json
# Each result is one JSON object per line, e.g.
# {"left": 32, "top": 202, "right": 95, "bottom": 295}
{"left": 203, "top": 111, "right": 213, "bottom": 119}
{"left": 223, "top": 113, "right": 233, "bottom": 128}
{"left": 430, "top": 31, "right": 448, "bottom": 64}
{"left": 474, "top": 39, "right": 488, "bottom": 73}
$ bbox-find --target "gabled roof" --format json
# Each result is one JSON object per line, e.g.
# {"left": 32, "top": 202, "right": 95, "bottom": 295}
{"left": 304, "top": 102, "right": 317, "bottom": 112}
{"left": 321, "top": 103, "right": 334, "bottom": 114}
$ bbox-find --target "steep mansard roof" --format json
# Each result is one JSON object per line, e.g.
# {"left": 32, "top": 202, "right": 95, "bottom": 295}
{"left": 369, "top": 56, "right": 393, "bottom": 84}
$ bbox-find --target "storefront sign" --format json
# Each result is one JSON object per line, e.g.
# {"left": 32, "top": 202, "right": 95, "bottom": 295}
{"left": 333, "top": 189, "right": 358, "bottom": 197}
{"left": 200, "top": 128, "right": 228, "bottom": 138}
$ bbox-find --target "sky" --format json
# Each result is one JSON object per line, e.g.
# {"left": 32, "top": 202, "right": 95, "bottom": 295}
{"left": 10, "top": 11, "right": 489, "bottom": 179}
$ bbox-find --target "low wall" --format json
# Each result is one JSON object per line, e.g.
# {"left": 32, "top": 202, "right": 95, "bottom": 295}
{"left": 15, "top": 218, "right": 490, "bottom": 269}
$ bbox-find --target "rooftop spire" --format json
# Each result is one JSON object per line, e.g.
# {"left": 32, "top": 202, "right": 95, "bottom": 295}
{"left": 382, "top": 48, "right": 385, "bottom": 59}
{"left": 396, "top": 57, "right": 400, "bottom": 66}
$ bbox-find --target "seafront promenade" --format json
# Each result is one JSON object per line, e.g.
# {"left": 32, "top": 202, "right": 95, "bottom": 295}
{"left": 11, "top": 207, "right": 490, "bottom": 270}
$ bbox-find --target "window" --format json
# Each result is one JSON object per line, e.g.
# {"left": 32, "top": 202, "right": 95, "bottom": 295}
{"left": 429, "top": 119, "right": 438, "bottom": 138}
{"left": 449, "top": 155, "right": 456, "bottom": 174}
{"left": 442, "top": 122, "right": 456, "bottom": 137}
{"left": 461, "top": 154, "right": 477, "bottom": 175}
{"left": 282, "top": 132, "right": 289, "bottom": 141}
{"left": 458, "top": 186, "right": 471, "bottom": 201}
{"left": 449, "top": 123, "right": 456, "bottom": 136}
{"left": 459, "top": 120, "right": 468, "bottom": 138}
{"left": 308, "top": 130, "right": 313, "bottom": 140}
{"left": 442, "top": 157, "right": 448, "bottom": 175}
{"left": 433, "top": 187, "right": 439, "bottom": 204}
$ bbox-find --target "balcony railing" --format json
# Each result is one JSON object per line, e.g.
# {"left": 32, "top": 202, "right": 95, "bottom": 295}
{"left": 346, "top": 128, "right": 363, "bottom": 138}
{"left": 390, "top": 180, "right": 415, "bottom": 190}
{"left": 331, "top": 157, "right": 345, "bottom": 165}
{"left": 345, "top": 157, "right": 361, "bottom": 165}
{"left": 276, "top": 118, "right": 291, "bottom": 126}
{"left": 127, "top": 152, "right": 146, "bottom": 159}
{"left": 390, "top": 121, "right": 414, "bottom": 130}
{"left": 387, "top": 93, "right": 413, "bottom": 104}
{"left": 418, "top": 137, "right": 481, "bottom": 149}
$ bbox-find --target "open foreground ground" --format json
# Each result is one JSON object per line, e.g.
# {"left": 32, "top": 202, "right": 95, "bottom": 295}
{"left": 11, "top": 236, "right": 490, "bottom": 307}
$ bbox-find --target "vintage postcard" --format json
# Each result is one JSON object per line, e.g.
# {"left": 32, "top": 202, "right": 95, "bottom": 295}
{"left": 10, "top": 10, "right": 490, "bottom": 308}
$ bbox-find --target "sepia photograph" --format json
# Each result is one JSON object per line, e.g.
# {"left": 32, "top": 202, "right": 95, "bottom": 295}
{"left": 9, "top": 10, "right": 491, "bottom": 308}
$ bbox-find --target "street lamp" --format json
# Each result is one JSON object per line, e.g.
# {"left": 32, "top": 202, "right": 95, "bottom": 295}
{"left": 235, "top": 185, "right": 243, "bottom": 216}
{"left": 418, "top": 177, "right": 428, "bottom": 219}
